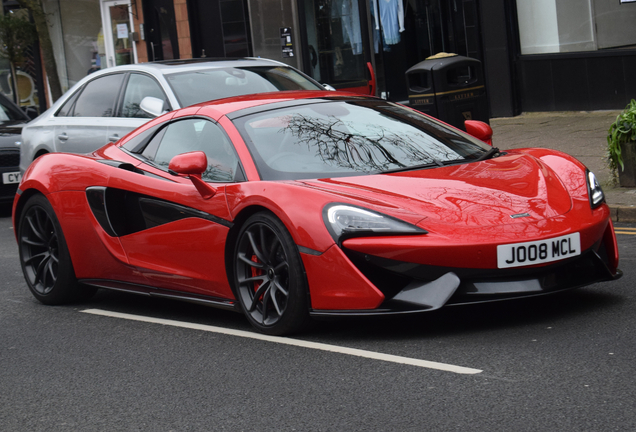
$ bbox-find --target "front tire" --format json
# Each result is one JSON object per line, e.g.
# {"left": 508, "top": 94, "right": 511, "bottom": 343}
{"left": 18, "top": 194, "right": 96, "bottom": 304}
{"left": 234, "top": 212, "right": 310, "bottom": 335}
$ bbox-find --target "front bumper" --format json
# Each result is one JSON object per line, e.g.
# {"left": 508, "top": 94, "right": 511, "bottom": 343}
{"left": 0, "top": 149, "right": 20, "bottom": 203}
{"left": 307, "top": 218, "right": 621, "bottom": 317}
{"left": 310, "top": 248, "right": 621, "bottom": 317}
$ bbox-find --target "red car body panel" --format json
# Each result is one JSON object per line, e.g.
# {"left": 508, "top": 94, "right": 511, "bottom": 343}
{"left": 12, "top": 91, "right": 620, "bottom": 317}
{"left": 301, "top": 245, "right": 385, "bottom": 310}
{"left": 120, "top": 218, "right": 232, "bottom": 297}
{"left": 303, "top": 153, "right": 573, "bottom": 224}
{"left": 342, "top": 216, "right": 611, "bottom": 268}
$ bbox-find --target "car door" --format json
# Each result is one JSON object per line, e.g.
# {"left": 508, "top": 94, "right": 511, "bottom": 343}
{"left": 114, "top": 117, "right": 243, "bottom": 299}
{"left": 54, "top": 73, "right": 126, "bottom": 154}
{"left": 106, "top": 72, "right": 172, "bottom": 144}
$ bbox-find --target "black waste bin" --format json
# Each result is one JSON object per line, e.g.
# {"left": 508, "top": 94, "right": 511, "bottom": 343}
{"left": 406, "top": 53, "right": 488, "bottom": 130}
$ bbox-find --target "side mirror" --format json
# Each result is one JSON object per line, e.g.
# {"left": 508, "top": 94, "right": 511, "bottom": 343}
{"left": 168, "top": 151, "right": 216, "bottom": 199}
{"left": 22, "top": 106, "right": 39, "bottom": 120}
{"left": 322, "top": 83, "right": 336, "bottom": 91}
{"left": 464, "top": 120, "right": 493, "bottom": 146}
{"left": 140, "top": 96, "right": 166, "bottom": 118}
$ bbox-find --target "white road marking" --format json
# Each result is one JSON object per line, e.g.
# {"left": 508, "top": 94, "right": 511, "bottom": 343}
{"left": 82, "top": 309, "right": 482, "bottom": 375}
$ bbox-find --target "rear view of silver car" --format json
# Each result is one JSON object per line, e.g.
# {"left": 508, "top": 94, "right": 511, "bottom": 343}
{"left": 19, "top": 58, "right": 325, "bottom": 174}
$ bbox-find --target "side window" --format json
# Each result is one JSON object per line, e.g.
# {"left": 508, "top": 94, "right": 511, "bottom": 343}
{"left": 121, "top": 124, "right": 162, "bottom": 152}
{"left": 73, "top": 74, "right": 125, "bottom": 117}
{"left": 121, "top": 74, "right": 169, "bottom": 118}
{"left": 56, "top": 90, "right": 81, "bottom": 117}
{"left": 143, "top": 118, "right": 240, "bottom": 182}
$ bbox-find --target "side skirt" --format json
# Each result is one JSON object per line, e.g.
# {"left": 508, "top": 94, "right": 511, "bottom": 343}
{"left": 80, "top": 279, "right": 238, "bottom": 312}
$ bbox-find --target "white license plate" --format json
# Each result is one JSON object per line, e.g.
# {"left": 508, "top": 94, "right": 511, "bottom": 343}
{"left": 497, "top": 233, "right": 581, "bottom": 269}
{"left": 2, "top": 172, "right": 21, "bottom": 184}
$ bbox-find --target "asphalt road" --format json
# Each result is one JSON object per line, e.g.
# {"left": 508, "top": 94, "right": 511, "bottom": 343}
{"left": 1, "top": 203, "right": 635, "bottom": 431}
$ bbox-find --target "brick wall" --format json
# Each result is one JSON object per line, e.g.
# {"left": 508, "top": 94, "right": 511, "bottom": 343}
{"left": 132, "top": 1, "right": 148, "bottom": 63}
{"left": 174, "top": 0, "right": 192, "bottom": 59}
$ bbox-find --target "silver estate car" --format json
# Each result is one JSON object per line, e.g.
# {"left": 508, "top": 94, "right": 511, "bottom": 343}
{"left": 20, "top": 58, "right": 326, "bottom": 174}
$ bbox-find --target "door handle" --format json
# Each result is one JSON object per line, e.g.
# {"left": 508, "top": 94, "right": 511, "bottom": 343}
{"left": 108, "top": 134, "right": 120, "bottom": 143}
{"left": 57, "top": 133, "right": 68, "bottom": 142}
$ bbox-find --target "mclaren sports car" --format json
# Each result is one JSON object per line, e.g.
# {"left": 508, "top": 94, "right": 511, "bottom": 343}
{"left": 12, "top": 91, "right": 621, "bottom": 335}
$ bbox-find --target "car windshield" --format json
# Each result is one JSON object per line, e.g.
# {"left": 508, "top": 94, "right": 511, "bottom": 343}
{"left": 166, "top": 66, "right": 323, "bottom": 107}
{"left": 233, "top": 99, "right": 491, "bottom": 180}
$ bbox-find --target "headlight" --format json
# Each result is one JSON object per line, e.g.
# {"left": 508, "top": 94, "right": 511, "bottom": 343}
{"left": 323, "top": 203, "right": 426, "bottom": 244}
{"left": 587, "top": 170, "right": 604, "bottom": 209}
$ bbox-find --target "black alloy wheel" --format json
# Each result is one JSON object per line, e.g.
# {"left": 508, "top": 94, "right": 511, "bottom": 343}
{"left": 18, "top": 194, "right": 96, "bottom": 304}
{"left": 234, "top": 212, "right": 310, "bottom": 335}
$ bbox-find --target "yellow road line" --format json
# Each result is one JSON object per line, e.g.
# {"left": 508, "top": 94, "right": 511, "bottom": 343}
{"left": 615, "top": 231, "right": 636, "bottom": 235}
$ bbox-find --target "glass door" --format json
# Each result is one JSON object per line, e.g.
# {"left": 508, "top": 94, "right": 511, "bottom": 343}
{"left": 300, "top": 0, "right": 373, "bottom": 93}
{"left": 142, "top": 0, "right": 179, "bottom": 61}
{"left": 100, "top": 0, "right": 138, "bottom": 68}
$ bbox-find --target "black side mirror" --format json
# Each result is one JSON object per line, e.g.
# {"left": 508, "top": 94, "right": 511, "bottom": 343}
{"left": 22, "top": 106, "right": 39, "bottom": 120}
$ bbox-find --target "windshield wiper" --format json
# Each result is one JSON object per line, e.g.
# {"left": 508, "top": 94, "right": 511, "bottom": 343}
{"left": 379, "top": 161, "right": 442, "bottom": 174}
{"left": 474, "top": 147, "right": 501, "bottom": 161}
{"left": 378, "top": 148, "right": 502, "bottom": 174}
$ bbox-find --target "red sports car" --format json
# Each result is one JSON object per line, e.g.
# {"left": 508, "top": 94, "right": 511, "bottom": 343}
{"left": 12, "top": 91, "right": 621, "bottom": 335}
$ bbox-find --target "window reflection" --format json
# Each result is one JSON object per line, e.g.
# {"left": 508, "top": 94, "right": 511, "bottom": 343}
{"left": 301, "top": 0, "right": 368, "bottom": 87}
{"left": 237, "top": 99, "right": 488, "bottom": 180}
{"left": 142, "top": 118, "right": 239, "bottom": 182}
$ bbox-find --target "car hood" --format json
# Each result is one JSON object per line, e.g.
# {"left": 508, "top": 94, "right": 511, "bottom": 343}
{"left": 0, "top": 121, "right": 25, "bottom": 148}
{"left": 300, "top": 153, "right": 573, "bottom": 227}
{"left": 0, "top": 120, "right": 26, "bottom": 133}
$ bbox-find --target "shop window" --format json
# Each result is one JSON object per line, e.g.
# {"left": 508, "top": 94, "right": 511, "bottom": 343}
{"left": 42, "top": 0, "right": 105, "bottom": 90}
{"left": 301, "top": 0, "right": 368, "bottom": 88}
{"left": 220, "top": 0, "right": 250, "bottom": 57}
{"left": 516, "top": 0, "right": 636, "bottom": 55}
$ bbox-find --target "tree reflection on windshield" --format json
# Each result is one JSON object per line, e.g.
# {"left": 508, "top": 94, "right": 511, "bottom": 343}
{"left": 281, "top": 113, "right": 461, "bottom": 172}
{"left": 236, "top": 98, "right": 483, "bottom": 180}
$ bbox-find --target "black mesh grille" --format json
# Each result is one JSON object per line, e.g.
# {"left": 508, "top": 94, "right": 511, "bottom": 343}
{"left": 0, "top": 150, "right": 20, "bottom": 167}
{"left": 0, "top": 183, "right": 19, "bottom": 201}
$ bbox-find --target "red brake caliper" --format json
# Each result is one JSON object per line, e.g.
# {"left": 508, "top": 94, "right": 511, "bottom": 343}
{"left": 251, "top": 254, "right": 264, "bottom": 299}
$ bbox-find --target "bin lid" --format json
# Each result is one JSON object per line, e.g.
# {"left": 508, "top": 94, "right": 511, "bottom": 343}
{"left": 406, "top": 54, "right": 482, "bottom": 75}
{"left": 426, "top": 52, "right": 458, "bottom": 60}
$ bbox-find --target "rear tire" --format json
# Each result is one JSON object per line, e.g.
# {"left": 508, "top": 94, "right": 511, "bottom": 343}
{"left": 234, "top": 212, "right": 310, "bottom": 335}
{"left": 18, "top": 194, "right": 96, "bottom": 304}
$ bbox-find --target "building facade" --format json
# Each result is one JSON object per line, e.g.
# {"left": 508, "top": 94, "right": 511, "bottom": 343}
{"left": 2, "top": 0, "right": 635, "bottom": 117}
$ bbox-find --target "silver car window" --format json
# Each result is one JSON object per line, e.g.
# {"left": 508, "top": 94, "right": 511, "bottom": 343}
{"left": 166, "top": 66, "right": 322, "bottom": 107}
{"left": 72, "top": 73, "right": 124, "bottom": 117}
{"left": 56, "top": 90, "right": 81, "bottom": 117}
{"left": 121, "top": 73, "right": 169, "bottom": 118}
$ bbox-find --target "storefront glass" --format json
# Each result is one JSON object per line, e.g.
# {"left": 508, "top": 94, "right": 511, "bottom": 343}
{"left": 301, "top": 0, "right": 368, "bottom": 88}
{"left": 516, "top": 0, "right": 636, "bottom": 55}
{"left": 0, "top": 8, "right": 40, "bottom": 110}
{"left": 42, "top": 0, "right": 104, "bottom": 92}
{"left": 299, "top": 0, "right": 480, "bottom": 102}
{"left": 106, "top": 3, "right": 133, "bottom": 66}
